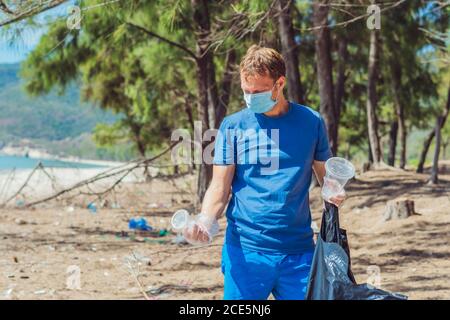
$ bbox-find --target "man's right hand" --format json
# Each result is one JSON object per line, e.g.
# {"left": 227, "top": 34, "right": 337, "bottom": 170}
{"left": 183, "top": 223, "right": 211, "bottom": 244}
{"left": 185, "top": 165, "right": 234, "bottom": 245}
{"left": 183, "top": 213, "right": 219, "bottom": 245}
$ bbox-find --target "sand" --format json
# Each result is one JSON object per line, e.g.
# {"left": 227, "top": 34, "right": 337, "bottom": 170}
{"left": 0, "top": 161, "right": 449, "bottom": 300}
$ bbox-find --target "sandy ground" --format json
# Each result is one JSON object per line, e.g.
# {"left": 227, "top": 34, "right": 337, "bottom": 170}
{"left": 0, "top": 161, "right": 449, "bottom": 300}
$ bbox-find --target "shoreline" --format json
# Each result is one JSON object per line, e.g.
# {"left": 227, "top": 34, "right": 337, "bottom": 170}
{"left": 0, "top": 165, "right": 155, "bottom": 204}
{"left": 0, "top": 146, "right": 126, "bottom": 168}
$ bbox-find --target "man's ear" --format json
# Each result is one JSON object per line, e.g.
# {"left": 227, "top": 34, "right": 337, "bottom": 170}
{"left": 276, "top": 76, "right": 286, "bottom": 96}
{"left": 281, "top": 76, "right": 286, "bottom": 89}
{"left": 278, "top": 76, "right": 286, "bottom": 90}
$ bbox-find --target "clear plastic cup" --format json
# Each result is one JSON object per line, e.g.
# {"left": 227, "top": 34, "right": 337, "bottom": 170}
{"left": 171, "top": 209, "right": 192, "bottom": 231}
{"left": 171, "top": 209, "right": 209, "bottom": 245}
{"left": 171, "top": 210, "right": 219, "bottom": 245}
{"left": 321, "top": 157, "right": 355, "bottom": 202}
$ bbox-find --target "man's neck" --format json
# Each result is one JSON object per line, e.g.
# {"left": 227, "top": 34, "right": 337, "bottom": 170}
{"left": 264, "top": 96, "right": 289, "bottom": 117}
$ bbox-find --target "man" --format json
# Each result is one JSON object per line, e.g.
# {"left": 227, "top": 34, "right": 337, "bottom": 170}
{"left": 184, "top": 45, "right": 346, "bottom": 300}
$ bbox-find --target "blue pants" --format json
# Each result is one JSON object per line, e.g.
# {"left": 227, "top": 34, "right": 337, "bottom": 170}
{"left": 221, "top": 242, "right": 314, "bottom": 300}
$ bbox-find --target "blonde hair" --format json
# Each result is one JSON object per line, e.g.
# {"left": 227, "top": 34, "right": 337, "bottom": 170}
{"left": 239, "top": 45, "right": 286, "bottom": 81}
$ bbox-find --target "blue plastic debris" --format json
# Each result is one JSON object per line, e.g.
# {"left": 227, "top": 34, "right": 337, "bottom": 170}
{"left": 128, "top": 217, "right": 152, "bottom": 231}
{"left": 15, "top": 199, "right": 25, "bottom": 207}
{"left": 87, "top": 202, "right": 97, "bottom": 214}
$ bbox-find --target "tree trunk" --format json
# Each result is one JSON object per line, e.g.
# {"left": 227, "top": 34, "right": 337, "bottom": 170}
{"left": 430, "top": 115, "right": 443, "bottom": 184}
{"left": 313, "top": 0, "right": 337, "bottom": 155}
{"left": 390, "top": 62, "right": 406, "bottom": 169}
{"left": 417, "top": 129, "right": 435, "bottom": 173}
{"left": 443, "top": 141, "right": 448, "bottom": 160}
{"left": 417, "top": 86, "right": 450, "bottom": 173}
{"left": 366, "top": 29, "right": 383, "bottom": 165}
{"left": 277, "top": 0, "right": 305, "bottom": 104}
{"left": 387, "top": 120, "right": 398, "bottom": 166}
{"left": 127, "top": 116, "right": 152, "bottom": 181}
{"left": 184, "top": 100, "right": 195, "bottom": 132}
{"left": 335, "top": 34, "right": 348, "bottom": 119}
{"left": 368, "top": 138, "right": 373, "bottom": 163}
{"left": 207, "top": 53, "right": 219, "bottom": 130}
{"left": 215, "top": 49, "right": 236, "bottom": 128}
{"left": 192, "top": 0, "right": 218, "bottom": 202}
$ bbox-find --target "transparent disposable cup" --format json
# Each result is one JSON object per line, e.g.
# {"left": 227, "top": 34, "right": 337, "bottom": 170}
{"left": 321, "top": 157, "right": 355, "bottom": 202}
{"left": 171, "top": 209, "right": 193, "bottom": 231}
{"left": 171, "top": 209, "right": 212, "bottom": 245}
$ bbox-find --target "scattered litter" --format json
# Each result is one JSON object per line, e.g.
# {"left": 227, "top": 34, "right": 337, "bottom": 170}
{"left": 87, "top": 202, "right": 97, "bottom": 214}
{"left": 172, "top": 234, "right": 187, "bottom": 245}
{"left": 15, "top": 199, "right": 25, "bottom": 207}
{"left": 34, "top": 289, "right": 46, "bottom": 295}
{"left": 104, "top": 272, "right": 109, "bottom": 277}
{"left": 124, "top": 252, "right": 151, "bottom": 266}
{"left": 65, "top": 206, "right": 75, "bottom": 213}
{"left": 144, "top": 238, "right": 170, "bottom": 244}
{"left": 14, "top": 218, "right": 27, "bottom": 225}
{"left": 128, "top": 217, "right": 152, "bottom": 231}
{"left": 158, "top": 229, "right": 169, "bottom": 237}
{"left": 111, "top": 202, "right": 121, "bottom": 209}
{"left": 47, "top": 245, "right": 56, "bottom": 252}
{"left": 148, "top": 202, "right": 170, "bottom": 209}
{"left": 3, "top": 287, "right": 14, "bottom": 298}
{"left": 115, "top": 231, "right": 129, "bottom": 239}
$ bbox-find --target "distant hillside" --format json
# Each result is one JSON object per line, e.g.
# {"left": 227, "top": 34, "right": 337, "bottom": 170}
{"left": 0, "top": 63, "right": 117, "bottom": 142}
{"left": 0, "top": 63, "right": 124, "bottom": 159}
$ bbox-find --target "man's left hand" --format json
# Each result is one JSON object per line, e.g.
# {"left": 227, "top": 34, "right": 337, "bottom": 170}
{"left": 328, "top": 191, "right": 346, "bottom": 207}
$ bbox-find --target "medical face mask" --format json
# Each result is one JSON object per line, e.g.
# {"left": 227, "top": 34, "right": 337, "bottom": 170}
{"left": 244, "top": 82, "right": 280, "bottom": 113}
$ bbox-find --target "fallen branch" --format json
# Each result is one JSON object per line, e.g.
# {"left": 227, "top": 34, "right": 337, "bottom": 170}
{"left": 123, "top": 251, "right": 151, "bottom": 300}
{"left": 24, "top": 141, "right": 180, "bottom": 208}
{"left": 0, "top": 162, "right": 42, "bottom": 207}
{"left": 0, "top": 167, "right": 16, "bottom": 202}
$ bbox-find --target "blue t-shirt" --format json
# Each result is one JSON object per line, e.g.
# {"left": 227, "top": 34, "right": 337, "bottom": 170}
{"left": 213, "top": 102, "right": 333, "bottom": 254}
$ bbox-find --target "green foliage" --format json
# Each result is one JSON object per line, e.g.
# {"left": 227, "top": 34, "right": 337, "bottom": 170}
{"left": 13, "top": 0, "right": 450, "bottom": 166}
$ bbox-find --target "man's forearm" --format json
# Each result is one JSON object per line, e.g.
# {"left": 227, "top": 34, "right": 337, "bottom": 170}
{"left": 313, "top": 161, "right": 327, "bottom": 187}
{"left": 200, "top": 183, "right": 231, "bottom": 220}
{"left": 315, "top": 171, "right": 325, "bottom": 187}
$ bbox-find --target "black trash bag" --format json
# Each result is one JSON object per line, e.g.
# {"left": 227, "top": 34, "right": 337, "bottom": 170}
{"left": 306, "top": 201, "right": 407, "bottom": 300}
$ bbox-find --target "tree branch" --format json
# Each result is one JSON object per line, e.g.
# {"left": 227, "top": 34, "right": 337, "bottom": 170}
{"left": 126, "top": 21, "right": 198, "bottom": 61}
{"left": 300, "top": 0, "right": 407, "bottom": 32}
{"left": 0, "top": 1, "right": 13, "bottom": 15}
{"left": 0, "top": 0, "right": 68, "bottom": 28}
